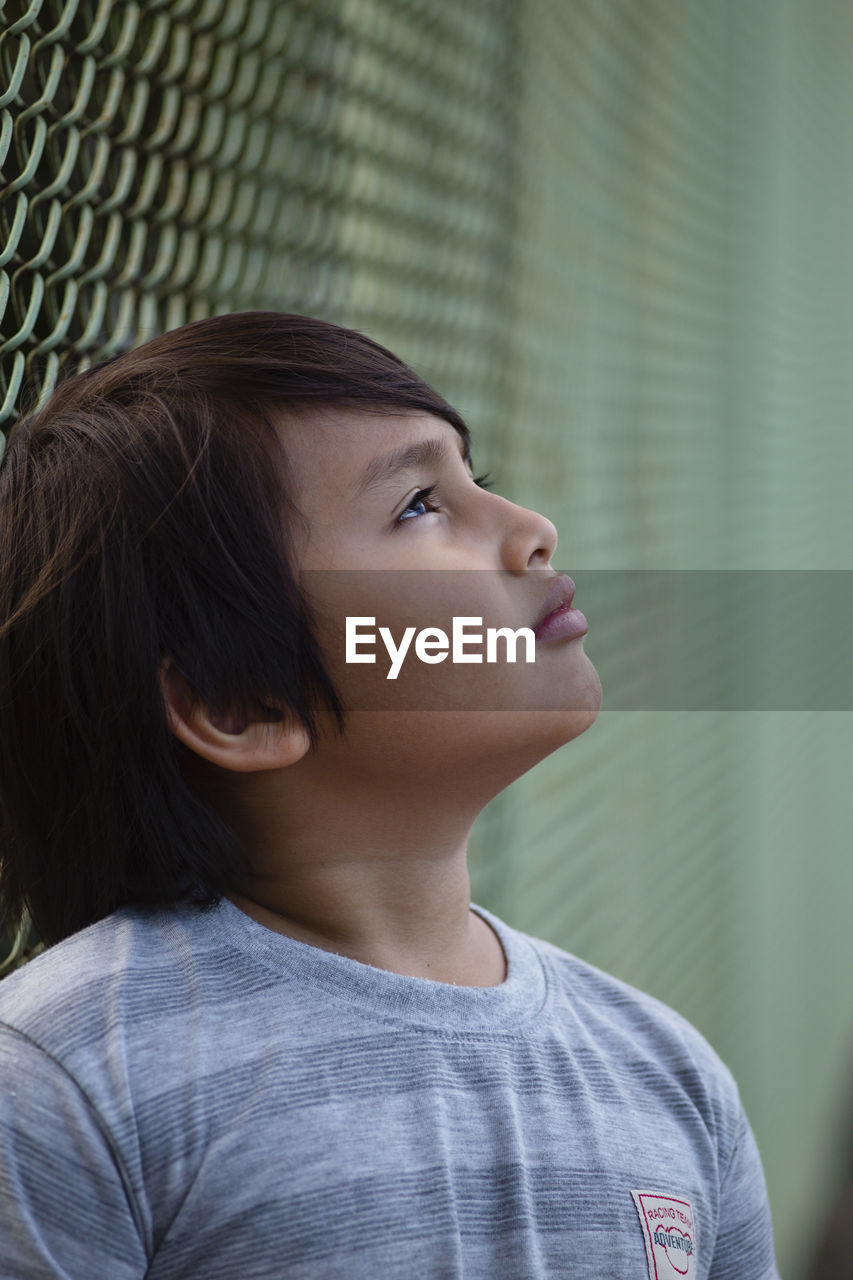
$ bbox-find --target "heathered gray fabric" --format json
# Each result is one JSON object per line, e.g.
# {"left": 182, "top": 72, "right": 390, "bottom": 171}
{"left": 0, "top": 899, "right": 779, "bottom": 1280}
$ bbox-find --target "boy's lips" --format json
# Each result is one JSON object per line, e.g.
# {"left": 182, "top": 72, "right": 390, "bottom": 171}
{"left": 533, "top": 574, "right": 588, "bottom": 641}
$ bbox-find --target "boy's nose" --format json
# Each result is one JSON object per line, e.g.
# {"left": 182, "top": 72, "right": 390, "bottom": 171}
{"left": 498, "top": 498, "right": 558, "bottom": 572}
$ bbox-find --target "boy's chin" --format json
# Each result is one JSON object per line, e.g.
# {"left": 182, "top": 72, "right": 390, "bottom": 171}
{"left": 312, "top": 659, "right": 603, "bottom": 782}
{"left": 324, "top": 694, "right": 602, "bottom": 783}
{"left": 424, "top": 701, "right": 603, "bottom": 797}
{"left": 473, "top": 700, "right": 602, "bottom": 767}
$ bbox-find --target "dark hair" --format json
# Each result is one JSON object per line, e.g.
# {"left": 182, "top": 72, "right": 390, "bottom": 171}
{"left": 0, "top": 312, "right": 470, "bottom": 946}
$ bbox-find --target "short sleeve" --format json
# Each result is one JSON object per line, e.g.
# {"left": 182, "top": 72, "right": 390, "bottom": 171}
{"left": 0, "top": 1024, "right": 148, "bottom": 1280}
{"left": 708, "top": 1102, "right": 781, "bottom": 1280}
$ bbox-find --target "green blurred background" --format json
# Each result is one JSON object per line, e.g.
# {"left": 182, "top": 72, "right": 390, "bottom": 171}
{"left": 3, "top": 2, "right": 853, "bottom": 1274}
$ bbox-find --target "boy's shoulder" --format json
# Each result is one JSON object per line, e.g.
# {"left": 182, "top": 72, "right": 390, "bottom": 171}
{"left": 0, "top": 903, "right": 173, "bottom": 1004}
{"left": 517, "top": 916, "right": 732, "bottom": 1064}
{"left": 0, "top": 900, "right": 258, "bottom": 1057}
{"left": 528, "top": 922, "right": 722, "bottom": 1048}
{"left": 509, "top": 913, "right": 742, "bottom": 1121}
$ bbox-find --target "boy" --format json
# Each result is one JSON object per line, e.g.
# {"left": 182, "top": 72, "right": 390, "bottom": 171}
{"left": 0, "top": 312, "right": 779, "bottom": 1278}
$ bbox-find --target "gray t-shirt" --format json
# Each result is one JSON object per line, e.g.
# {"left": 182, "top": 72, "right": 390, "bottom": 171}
{"left": 0, "top": 899, "right": 779, "bottom": 1279}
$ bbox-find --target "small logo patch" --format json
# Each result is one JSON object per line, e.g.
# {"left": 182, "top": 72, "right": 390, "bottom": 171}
{"left": 631, "top": 1190, "right": 697, "bottom": 1279}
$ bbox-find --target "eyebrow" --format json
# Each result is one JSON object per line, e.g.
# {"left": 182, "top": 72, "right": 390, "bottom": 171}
{"left": 354, "top": 433, "right": 472, "bottom": 497}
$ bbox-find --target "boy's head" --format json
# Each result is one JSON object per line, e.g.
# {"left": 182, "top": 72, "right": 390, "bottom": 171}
{"left": 0, "top": 313, "right": 600, "bottom": 947}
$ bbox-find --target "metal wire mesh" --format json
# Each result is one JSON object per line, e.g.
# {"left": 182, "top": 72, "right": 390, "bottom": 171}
{"left": 0, "top": 0, "right": 520, "bottom": 445}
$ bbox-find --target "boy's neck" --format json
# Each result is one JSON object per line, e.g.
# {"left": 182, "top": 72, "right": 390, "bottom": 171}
{"left": 227, "top": 874, "right": 507, "bottom": 988}
{"left": 210, "top": 731, "right": 513, "bottom": 987}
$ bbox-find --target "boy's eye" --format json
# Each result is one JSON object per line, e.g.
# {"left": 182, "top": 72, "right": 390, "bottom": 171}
{"left": 397, "top": 485, "right": 440, "bottom": 523}
{"left": 394, "top": 473, "right": 495, "bottom": 525}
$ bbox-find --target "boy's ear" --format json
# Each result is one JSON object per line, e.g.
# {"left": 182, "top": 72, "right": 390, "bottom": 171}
{"left": 158, "top": 661, "right": 311, "bottom": 773}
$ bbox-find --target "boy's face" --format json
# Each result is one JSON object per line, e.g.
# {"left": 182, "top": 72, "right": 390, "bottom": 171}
{"left": 275, "top": 407, "right": 601, "bottom": 789}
